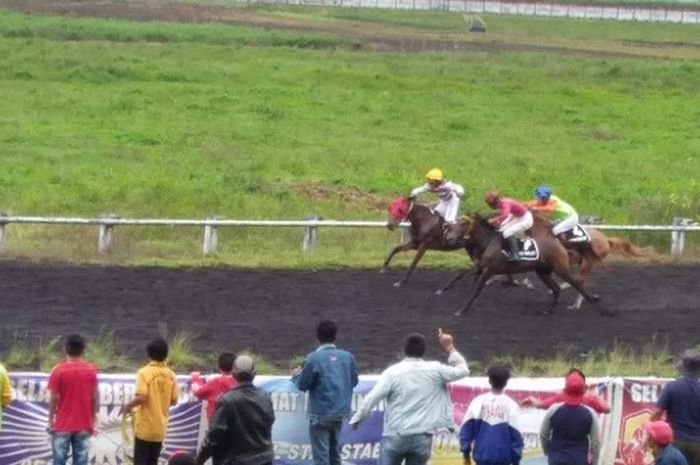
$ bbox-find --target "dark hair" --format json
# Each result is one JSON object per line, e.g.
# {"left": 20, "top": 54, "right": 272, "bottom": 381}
{"left": 316, "top": 320, "right": 338, "bottom": 344}
{"left": 235, "top": 372, "right": 255, "bottom": 383}
{"left": 65, "top": 334, "right": 86, "bottom": 357}
{"left": 147, "top": 338, "right": 169, "bottom": 362}
{"left": 218, "top": 352, "right": 235, "bottom": 373}
{"left": 487, "top": 366, "right": 511, "bottom": 390}
{"left": 567, "top": 368, "right": 586, "bottom": 382}
{"left": 403, "top": 333, "right": 426, "bottom": 358}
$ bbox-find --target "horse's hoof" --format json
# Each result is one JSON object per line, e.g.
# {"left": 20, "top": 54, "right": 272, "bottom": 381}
{"left": 393, "top": 281, "right": 402, "bottom": 288}
{"left": 454, "top": 310, "right": 462, "bottom": 317}
{"left": 589, "top": 294, "right": 601, "bottom": 302}
{"left": 435, "top": 289, "right": 444, "bottom": 296}
{"left": 379, "top": 268, "right": 387, "bottom": 274}
{"left": 560, "top": 283, "right": 572, "bottom": 290}
{"left": 567, "top": 304, "right": 581, "bottom": 311}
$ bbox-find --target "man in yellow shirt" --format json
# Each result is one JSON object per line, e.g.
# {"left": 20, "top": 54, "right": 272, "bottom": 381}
{"left": 121, "top": 338, "right": 179, "bottom": 465}
{"left": 0, "top": 362, "right": 12, "bottom": 430}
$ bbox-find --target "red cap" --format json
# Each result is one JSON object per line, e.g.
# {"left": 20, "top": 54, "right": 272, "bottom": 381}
{"left": 561, "top": 372, "right": 586, "bottom": 405}
{"left": 643, "top": 421, "right": 674, "bottom": 446}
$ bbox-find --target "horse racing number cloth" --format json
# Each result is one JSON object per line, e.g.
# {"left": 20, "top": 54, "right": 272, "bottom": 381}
{"left": 0, "top": 374, "right": 666, "bottom": 465}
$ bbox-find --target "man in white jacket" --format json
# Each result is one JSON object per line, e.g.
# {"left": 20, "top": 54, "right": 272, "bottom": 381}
{"left": 349, "top": 328, "right": 469, "bottom": 465}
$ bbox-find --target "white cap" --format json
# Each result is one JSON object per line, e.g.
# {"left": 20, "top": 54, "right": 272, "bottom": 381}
{"left": 234, "top": 355, "right": 255, "bottom": 374}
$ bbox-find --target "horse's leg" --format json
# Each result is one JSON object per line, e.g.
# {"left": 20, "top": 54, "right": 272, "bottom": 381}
{"left": 394, "top": 243, "right": 428, "bottom": 287}
{"left": 569, "top": 254, "right": 595, "bottom": 310}
{"left": 436, "top": 267, "right": 479, "bottom": 295}
{"left": 553, "top": 266, "right": 600, "bottom": 303}
{"left": 380, "top": 242, "right": 416, "bottom": 273}
{"left": 535, "top": 268, "right": 560, "bottom": 313}
{"left": 455, "top": 269, "right": 490, "bottom": 316}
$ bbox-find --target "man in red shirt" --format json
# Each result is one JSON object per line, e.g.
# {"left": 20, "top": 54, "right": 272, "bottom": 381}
{"left": 521, "top": 368, "right": 611, "bottom": 414}
{"left": 192, "top": 352, "right": 236, "bottom": 421}
{"left": 47, "top": 334, "right": 99, "bottom": 465}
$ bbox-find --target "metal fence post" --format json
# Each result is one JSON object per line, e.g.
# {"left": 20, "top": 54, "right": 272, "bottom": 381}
{"left": 303, "top": 215, "right": 320, "bottom": 252}
{"left": 98, "top": 213, "right": 118, "bottom": 254}
{"left": 670, "top": 217, "right": 695, "bottom": 255}
{"left": 0, "top": 213, "right": 7, "bottom": 252}
{"left": 203, "top": 216, "right": 220, "bottom": 255}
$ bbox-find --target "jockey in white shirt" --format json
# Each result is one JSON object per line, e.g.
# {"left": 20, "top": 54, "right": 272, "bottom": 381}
{"left": 410, "top": 168, "right": 464, "bottom": 239}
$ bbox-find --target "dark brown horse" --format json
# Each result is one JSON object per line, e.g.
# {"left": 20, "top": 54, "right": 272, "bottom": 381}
{"left": 528, "top": 212, "right": 649, "bottom": 309}
{"left": 453, "top": 213, "right": 600, "bottom": 316}
{"left": 382, "top": 197, "right": 471, "bottom": 287}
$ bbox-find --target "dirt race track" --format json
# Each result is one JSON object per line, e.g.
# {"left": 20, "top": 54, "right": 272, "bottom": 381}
{"left": 0, "top": 261, "right": 698, "bottom": 371}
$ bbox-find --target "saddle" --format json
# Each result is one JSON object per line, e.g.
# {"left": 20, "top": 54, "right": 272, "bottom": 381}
{"left": 501, "top": 237, "right": 540, "bottom": 261}
{"left": 561, "top": 224, "right": 591, "bottom": 244}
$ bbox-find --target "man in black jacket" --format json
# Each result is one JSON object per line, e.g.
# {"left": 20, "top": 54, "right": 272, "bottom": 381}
{"left": 196, "top": 356, "right": 275, "bottom": 465}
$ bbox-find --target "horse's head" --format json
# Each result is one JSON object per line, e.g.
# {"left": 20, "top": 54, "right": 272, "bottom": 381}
{"left": 387, "top": 196, "right": 413, "bottom": 230}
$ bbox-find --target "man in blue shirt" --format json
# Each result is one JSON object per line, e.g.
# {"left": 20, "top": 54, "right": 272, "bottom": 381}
{"left": 653, "top": 349, "right": 700, "bottom": 465}
{"left": 644, "top": 420, "right": 689, "bottom": 465}
{"left": 292, "top": 320, "right": 358, "bottom": 465}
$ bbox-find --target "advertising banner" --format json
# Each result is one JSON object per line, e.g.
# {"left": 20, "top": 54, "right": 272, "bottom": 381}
{"left": 614, "top": 378, "right": 668, "bottom": 465}
{"left": 0, "top": 374, "right": 616, "bottom": 465}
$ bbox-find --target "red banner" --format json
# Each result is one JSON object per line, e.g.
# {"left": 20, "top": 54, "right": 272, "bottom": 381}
{"left": 615, "top": 378, "right": 668, "bottom": 465}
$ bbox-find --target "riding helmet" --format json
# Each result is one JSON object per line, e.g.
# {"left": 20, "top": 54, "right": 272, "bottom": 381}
{"left": 535, "top": 185, "right": 552, "bottom": 199}
{"left": 425, "top": 168, "right": 444, "bottom": 182}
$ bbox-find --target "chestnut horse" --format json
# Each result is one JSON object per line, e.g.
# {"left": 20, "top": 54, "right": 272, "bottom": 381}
{"left": 452, "top": 213, "right": 600, "bottom": 316}
{"left": 528, "top": 213, "right": 649, "bottom": 309}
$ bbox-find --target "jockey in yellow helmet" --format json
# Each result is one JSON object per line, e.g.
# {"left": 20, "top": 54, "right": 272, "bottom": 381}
{"left": 410, "top": 169, "right": 464, "bottom": 238}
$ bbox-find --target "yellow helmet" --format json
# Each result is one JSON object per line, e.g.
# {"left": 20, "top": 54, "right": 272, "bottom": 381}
{"left": 425, "top": 168, "right": 444, "bottom": 182}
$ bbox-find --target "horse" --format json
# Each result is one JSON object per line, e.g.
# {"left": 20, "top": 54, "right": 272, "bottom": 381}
{"left": 528, "top": 212, "right": 649, "bottom": 310}
{"left": 382, "top": 197, "right": 471, "bottom": 287}
{"left": 452, "top": 213, "right": 600, "bottom": 316}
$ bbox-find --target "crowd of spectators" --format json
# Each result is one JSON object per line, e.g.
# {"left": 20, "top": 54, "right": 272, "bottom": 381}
{"left": 0, "top": 324, "right": 698, "bottom": 465}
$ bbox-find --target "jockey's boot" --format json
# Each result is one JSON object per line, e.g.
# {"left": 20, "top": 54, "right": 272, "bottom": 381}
{"left": 506, "top": 236, "right": 520, "bottom": 262}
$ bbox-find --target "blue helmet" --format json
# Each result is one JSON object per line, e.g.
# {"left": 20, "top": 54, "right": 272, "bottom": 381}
{"left": 534, "top": 185, "right": 552, "bottom": 199}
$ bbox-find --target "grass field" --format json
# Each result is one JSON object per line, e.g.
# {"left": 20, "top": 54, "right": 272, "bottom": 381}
{"left": 0, "top": 5, "right": 699, "bottom": 267}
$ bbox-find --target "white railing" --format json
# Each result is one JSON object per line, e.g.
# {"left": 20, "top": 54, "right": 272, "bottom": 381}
{"left": 249, "top": 0, "right": 700, "bottom": 24}
{"left": 0, "top": 214, "right": 697, "bottom": 255}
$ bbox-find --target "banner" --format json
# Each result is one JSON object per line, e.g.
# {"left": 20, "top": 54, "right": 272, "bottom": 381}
{"left": 0, "top": 374, "right": 620, "bottom": 465}
{"left": 614, "top": 378, "right": 668, "bottom": 465}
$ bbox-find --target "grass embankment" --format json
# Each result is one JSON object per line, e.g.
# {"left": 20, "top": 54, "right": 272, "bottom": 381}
{"left": 1, "top": 331, "right": 688, "bottom": 376}
{"left": 0, "top": 8, "right": 698, "bottom": 267}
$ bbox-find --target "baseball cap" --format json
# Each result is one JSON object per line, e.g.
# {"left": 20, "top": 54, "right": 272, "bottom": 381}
{"left": 234, "top": 355, "right": 255, "bottom": 374}
{"left": 643, "top": 420, "right": 673, "bottom": 446}
{"left": 561, "top": 371, "right": 586, "bottom": 405}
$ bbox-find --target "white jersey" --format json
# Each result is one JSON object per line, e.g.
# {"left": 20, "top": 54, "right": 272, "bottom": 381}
{"left": 411, "top": 181, "right": 464, "bottom": 224}
{"left": 411, "top": 181, "right": 464, "bottom": 202}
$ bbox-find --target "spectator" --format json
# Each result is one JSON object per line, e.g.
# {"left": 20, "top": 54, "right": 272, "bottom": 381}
{"left": 540, "top": 371, "right": 601, "bottom": 465}
{"left": 292, "top": 320, "right": 358, "bottom": 465}
{"left": 460, "top": 366, "right": 523, "bottom": 465}
{"left": 121, "top": 338, "right": 179, "bottom": 465}
{"left": 349, "top": 328, "right": 469, "bottom": 465}
{"left": 196, "top": 355, "right": 275, "bottom": 465}
{"left": 47, "top": 334, "right": 99, "bottom": 465}
{"left": 0, "top": 360, "right": 12, "bottom": 431}
{"left": 652, "top": 349, "right": 700, "bottom": 465}
{"left": 521, "top": 368, "right": 611, "bottom": 414}
{"left": 192, "top": 352, "right": 237, "bottom": 421}
{"left": 643, "top": 420, "right": 689, "bottom": 465}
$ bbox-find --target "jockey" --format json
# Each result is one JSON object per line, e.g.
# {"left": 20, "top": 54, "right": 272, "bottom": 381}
{"left": 527, "top": 186, "right": 579, "bottom": 240}
{"left": 410, "top": 168, "right": 464, "bottom": 238}
{"left": 485, "top": 190, "right": 534, "bottom": 261}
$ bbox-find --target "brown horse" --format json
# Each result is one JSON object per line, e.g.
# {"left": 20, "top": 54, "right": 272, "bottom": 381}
{"left": 528, "top": 213, "right": 649, "bottom": 309}
{"left": 382, "top": 197, "right": 471, "bottom": 287}
{"left": 453, "top": 213, "right": 600, "bottom": 316}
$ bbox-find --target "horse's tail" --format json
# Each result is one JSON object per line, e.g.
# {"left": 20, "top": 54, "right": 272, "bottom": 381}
{"left": 607, "top": 237, "right": 652, "bottom": 257}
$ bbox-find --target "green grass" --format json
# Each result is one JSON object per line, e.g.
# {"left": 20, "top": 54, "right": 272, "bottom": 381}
{"left": 0, "top": 334, "right": 685, "bottom": 376}
{"left": 0, "top": 8, "right": 699, "bottom": 266}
